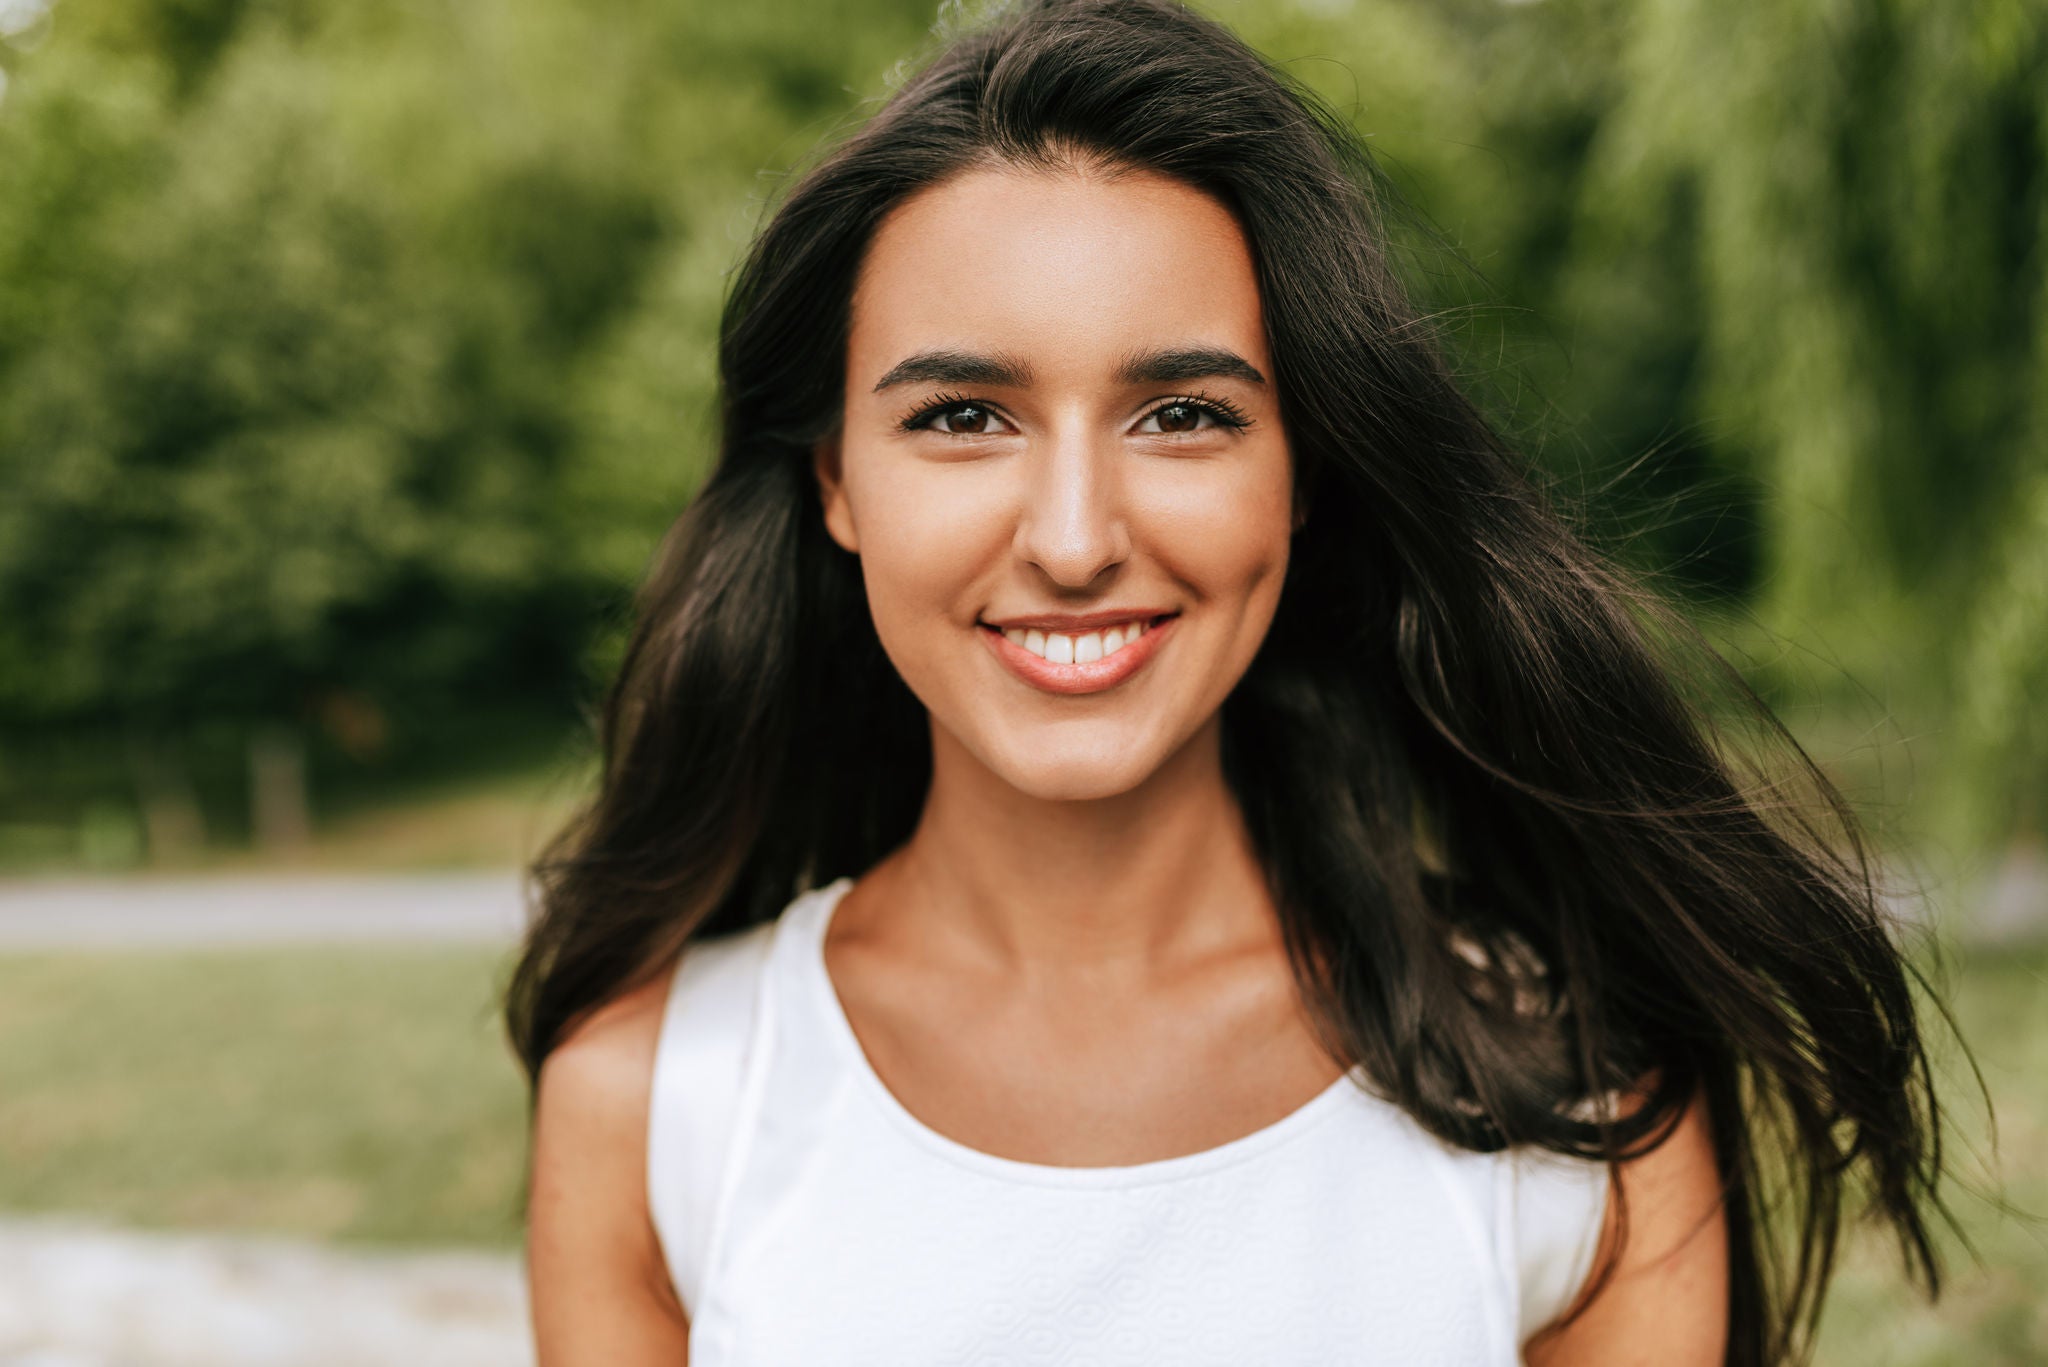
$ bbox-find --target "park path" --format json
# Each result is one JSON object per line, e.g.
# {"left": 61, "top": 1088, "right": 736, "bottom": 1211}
{"left": 0, "top": 873, "right": 533, "bottom": 1364}
{"left": 0, "top": 1216, "right": 529, "bottom": 1367}
{"left": 0, "top": 871, "right": 528, "bottom": 949}
{"left": 1, "top": 852, "right": 2040, "bottom": 950}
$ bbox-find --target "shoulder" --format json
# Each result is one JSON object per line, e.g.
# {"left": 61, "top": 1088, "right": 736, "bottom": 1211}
{"left": 1522, "top": 1076, "right": 1728, "bottom": 1366}
{"left": 531, "top": 913, "right": 782, "bottom": 1236}
{"left": 541, "top": 967, "right": 676, "bottom": 1116}
{"left": 526, "top": 915, "right": 785, "bottom": 1362}
{"left": 527, "top": 954, "right": 705, "bottom": 1362}
{"left": 529, "top": 962, "right": 687, "bottom": 1317}
{"left": 536, "top": 955, "right": 692, "bottom": 1191}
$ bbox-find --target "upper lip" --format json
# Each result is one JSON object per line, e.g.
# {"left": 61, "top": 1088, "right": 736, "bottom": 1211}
{"left": 978, "top": 608, "right": 1177, "bottom": 632}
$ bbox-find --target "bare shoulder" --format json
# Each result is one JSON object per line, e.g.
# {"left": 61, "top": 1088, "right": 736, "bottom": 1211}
{"left": 539, "top": 967, "right": 675, "bottom": 1126}
{"left": 1524, "top": 1077, "right": 1729, "bottom": 1366}
{"left": 528, "top": 961, "right": 693, "bottom": 1365}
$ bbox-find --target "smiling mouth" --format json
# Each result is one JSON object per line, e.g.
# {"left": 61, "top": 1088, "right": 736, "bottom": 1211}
{"left": 980, "top": 612, "right": 1174, "bottom": 664}
{"left": 975, "top": 612, "right": 1180, "bottom": 696}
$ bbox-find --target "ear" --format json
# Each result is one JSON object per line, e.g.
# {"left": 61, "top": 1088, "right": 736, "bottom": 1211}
{"left": 813, "top": 432, "right": 859, "bottom": 554}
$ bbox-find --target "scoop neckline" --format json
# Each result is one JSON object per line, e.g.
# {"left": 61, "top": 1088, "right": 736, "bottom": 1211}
{"left": 797, "top": 873, "right": 1361, "bottom": 1190}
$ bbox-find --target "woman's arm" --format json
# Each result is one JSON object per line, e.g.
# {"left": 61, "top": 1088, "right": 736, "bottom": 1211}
{"left": 527, "top": 970, "right": 694, "bottom": 1366}
{"left": 1523, "top": 1082, "right": 1730, "bottom": 1366}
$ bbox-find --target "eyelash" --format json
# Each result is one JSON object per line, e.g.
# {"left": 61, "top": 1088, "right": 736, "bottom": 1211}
{"left": 896, "top": 390, "right": 1253, "bottom": 436}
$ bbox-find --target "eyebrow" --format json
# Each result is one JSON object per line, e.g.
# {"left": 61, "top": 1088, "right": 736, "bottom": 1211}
{"left": 870, "top": 344, "right": 1266, "bottom": 393}
{"left": 871, "top": 349, "right": 1034, "bottom": 392}
{"left": 1114, "top": 344, "right": 1267, "bottom": 388}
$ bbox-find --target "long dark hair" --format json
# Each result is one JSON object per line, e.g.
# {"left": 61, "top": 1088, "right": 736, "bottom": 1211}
{"left": 504, "top": 1, "right": 1965, "bottom": 1360}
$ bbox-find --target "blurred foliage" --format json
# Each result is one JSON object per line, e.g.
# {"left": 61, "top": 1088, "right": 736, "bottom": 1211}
{"left": 0, "top": 0, "right": 938, "bottom": 854}
{"left": 1220, "top": 0, "right": 2048, "bottom": 861}
{"left": 0, "top": 0, "right": 2041, "bottom": 865}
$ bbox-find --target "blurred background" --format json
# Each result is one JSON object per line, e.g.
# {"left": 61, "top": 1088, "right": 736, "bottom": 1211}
{"left": 0, "top": 0, "right": 2041, "bottom": 1361}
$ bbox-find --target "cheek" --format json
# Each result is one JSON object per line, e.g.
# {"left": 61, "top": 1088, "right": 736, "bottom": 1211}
{"left": 845, "top": 462, "right": 1006, "bottom": 655}
{"left": 1135, "top": 453, "right": 1294, "bottom": 605}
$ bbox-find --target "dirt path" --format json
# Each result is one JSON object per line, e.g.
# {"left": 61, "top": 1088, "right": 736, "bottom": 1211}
{"left": 0, "top": 873, "right": 528, "bottom": 949}
{"left": 3, "top": 854, "right": 2039, "bottom": 952}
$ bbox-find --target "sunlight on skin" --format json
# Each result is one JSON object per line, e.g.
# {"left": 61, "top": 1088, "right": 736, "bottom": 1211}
{"left": 818, "top": 161, "right": 1296, "bottom": 809}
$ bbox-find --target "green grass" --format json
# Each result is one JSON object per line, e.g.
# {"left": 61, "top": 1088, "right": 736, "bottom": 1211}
{"left": 0, "top": 940, "right": 2040, "bottom": 1362}
{"left": 0, "top": 944, "right": 529, "bottom": 1248}
{"left": 1812, "top": 943, "right": 2048, "bottom": 1365}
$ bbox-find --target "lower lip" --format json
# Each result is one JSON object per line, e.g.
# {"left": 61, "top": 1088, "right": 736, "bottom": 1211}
{"left": 978, "top": 615, "right": 1179, "bottom": 696}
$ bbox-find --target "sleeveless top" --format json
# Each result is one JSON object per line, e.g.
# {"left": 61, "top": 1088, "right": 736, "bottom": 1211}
{"left": 648, "top": 876, "right": 1611, "bottom": 1366}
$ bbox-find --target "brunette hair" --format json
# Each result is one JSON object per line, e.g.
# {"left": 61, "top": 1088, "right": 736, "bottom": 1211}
{"left": 505, "top": 2, "right": 1965, "bottom": 1361}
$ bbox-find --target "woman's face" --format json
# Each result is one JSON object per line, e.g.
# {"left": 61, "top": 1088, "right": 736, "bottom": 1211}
{"left": 816, "top": 162, "right": 1296, "bottom": 801}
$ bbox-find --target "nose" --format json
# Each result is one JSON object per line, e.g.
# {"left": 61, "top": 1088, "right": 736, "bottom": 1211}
{"left": 1013, "top": 424, "right": 1131, "bottom": 588}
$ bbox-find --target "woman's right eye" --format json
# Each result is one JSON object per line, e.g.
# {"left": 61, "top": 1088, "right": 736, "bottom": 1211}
{"left": 909, "top": 401, "right": 1014, "bottom": 436}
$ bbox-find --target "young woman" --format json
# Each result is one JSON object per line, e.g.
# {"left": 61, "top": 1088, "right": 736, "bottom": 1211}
{"left": 505, "top": 1, "right": 1958, "bottom": 1362}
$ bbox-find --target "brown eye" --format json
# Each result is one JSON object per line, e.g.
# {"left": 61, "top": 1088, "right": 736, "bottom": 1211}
{"left": 937, "top": 403, "right": 996, "bottom": 434}
{"left": 907, "top": 400, "right": 1016, "bottom": 436}
{"left": 1139, "top": 400, "right": 1232, "bottom": 436}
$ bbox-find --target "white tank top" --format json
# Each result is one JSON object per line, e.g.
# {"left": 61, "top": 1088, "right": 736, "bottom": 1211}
{"left": 648, "top": 876, "right": 1610, "bottom": 1366}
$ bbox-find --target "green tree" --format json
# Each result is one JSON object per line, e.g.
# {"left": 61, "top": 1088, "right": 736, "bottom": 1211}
{"left": 1230, "top": 0, "right": 2048, "bottom": 864}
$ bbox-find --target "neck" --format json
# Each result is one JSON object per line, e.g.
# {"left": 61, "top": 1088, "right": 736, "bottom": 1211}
{"left": 879, "top": 712, "right": 1281, "bottom": 978}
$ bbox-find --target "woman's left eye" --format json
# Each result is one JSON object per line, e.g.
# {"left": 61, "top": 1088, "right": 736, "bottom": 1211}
{"left": 1136, "top": 401, "right": 1240, "bottom": 435}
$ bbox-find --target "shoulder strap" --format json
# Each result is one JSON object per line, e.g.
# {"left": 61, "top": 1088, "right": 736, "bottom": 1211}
{"left": 1507, "top": 1144, "right": 1613, "bottom": 1343}
{"left": 645, "top": 915, "right": 781, "bottom": 1320}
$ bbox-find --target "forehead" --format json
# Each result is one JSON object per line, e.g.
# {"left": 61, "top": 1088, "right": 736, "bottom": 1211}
{"left": 848, "top": 163, "right": 1269, "bottom": 381}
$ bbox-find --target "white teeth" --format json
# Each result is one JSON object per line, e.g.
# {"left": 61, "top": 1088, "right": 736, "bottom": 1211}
{"left": 1001, "top": 619, "right": 1155, "bottom": 663}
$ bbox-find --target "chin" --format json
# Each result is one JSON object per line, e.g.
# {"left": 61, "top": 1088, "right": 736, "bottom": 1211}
{"left": 1002, "top": 765, "right": 1151, "bottom": 803}
{"left": 977, "top": 729, "right": 1168, "bottom": 803}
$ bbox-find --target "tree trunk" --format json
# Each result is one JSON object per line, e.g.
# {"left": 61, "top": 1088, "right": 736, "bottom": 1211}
{"left": 250, "top": 723, "right": 312, "bottom": 850}
{"left": 127, "top": 730, "right": 206, "bottom": 865}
